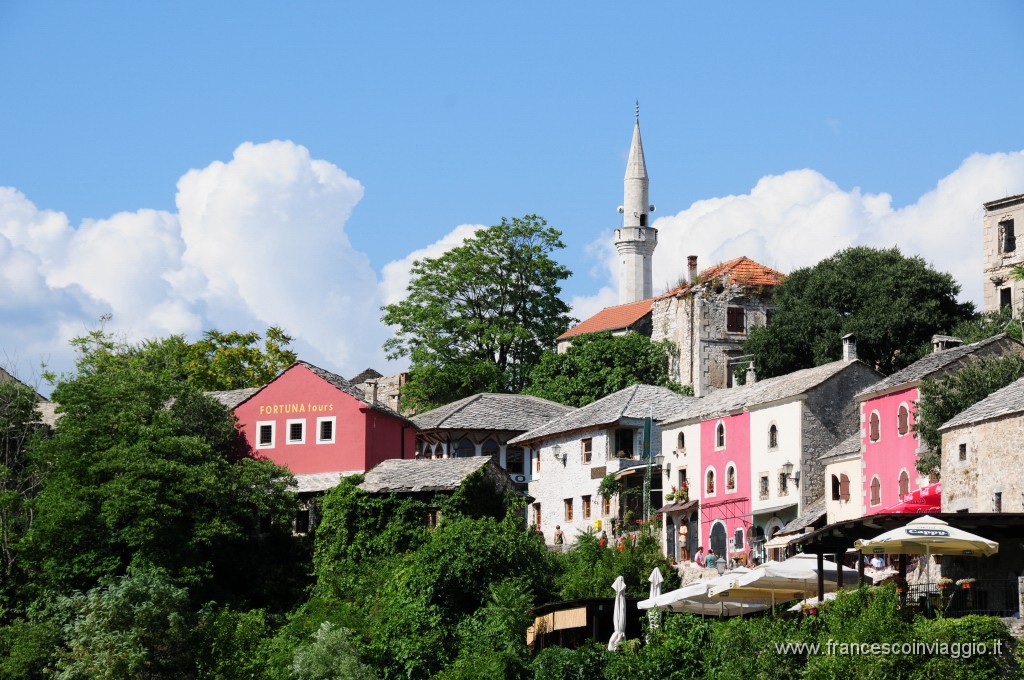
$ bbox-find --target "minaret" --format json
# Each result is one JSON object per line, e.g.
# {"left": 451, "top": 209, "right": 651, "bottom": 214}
{"left": 615, "top": 103, "right": 657, "bottom": 304}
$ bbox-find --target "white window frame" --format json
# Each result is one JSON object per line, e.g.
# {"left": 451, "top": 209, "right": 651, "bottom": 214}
{"left": 725, "top": 461, "right": 738, "bottom": 494}
{"left": 316, "top": 416, "right": 336, "bottom": 444}
{"left": 286, "top": 418, "right": 306, "bottom": 445}
{"left": 256, "top": 420, "right": 276, "bottom": 449}
{"left": 704, "top": 465, "right": 717, "bottom": 498}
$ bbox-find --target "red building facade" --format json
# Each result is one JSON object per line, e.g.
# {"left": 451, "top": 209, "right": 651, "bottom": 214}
{"left": 231, "top": 361, "right": 416, "bottom": 476}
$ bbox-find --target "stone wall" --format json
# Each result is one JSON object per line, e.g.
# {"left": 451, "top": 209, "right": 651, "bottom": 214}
{"left": 942, "top": 412, "right": 1024, "bottom": 513}
{"left": 800, "top": 363, "right": 881, "bottom": 508}
{"left": 982, "top": 196, "right": 1024, "bottom": 317}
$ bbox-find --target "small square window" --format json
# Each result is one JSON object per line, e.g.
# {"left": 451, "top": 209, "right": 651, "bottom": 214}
{"left": 993, "top": 492, "right": 1002, "bottom": 513}
{"left": 317, "top": 416, "right": 336, "bottom": 444}
{"left": 778, "top": 472, "right": 789, "bottom": 496}
{"left": 958, "top": 443, "right": 967, "bottom": 461}
{"left": 602, "top": 495, "right": 611, "bottom": 516}
{"left": 287, "top": 419, "right": 305, "bottom": 445}
{"left": 727, "top": 306, "right": 745, "bottom": 333}
{"left": 256, "top": 421, "right": 275, "bottom": 449}
{"left": 759, "top": 474, "right": 769, "bottom": 500}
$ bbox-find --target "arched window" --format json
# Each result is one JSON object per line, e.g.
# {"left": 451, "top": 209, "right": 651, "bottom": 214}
{"left": 870, "top": 476, "right": 881, "bottom": 506}
{"left": 455, "top": 438, "right": 475, "bottom": 458}
{"left": 869, "top": 411, "right": 881, "bottom": 442}
{"left": 716, "top": 422, "right": 726, "bottom": 449}
{"left": 726, "top": 465, "right": 736, "bottom": 491}
{"left": 898, "top": 470, "right": 909, "bottom": 497}
{"left": 897, "top": 404, "right": 910, "bottom": 436}
{"left": 706, "top": 469, "right": 716, "bottom": 495}
{"left": 481, "top": 439, "right": 499, "bottom": 460}
{"left": 831, "top": 474, "right": 841, "bottom": 501}
{"left": 677, "top": 432, "right": 685, "bottom": 451}
{"left": 433, "top": 444, "right": 444, "bottom": 459}
{"left": 768, "top": 424, "right": 778, "bottom": 449}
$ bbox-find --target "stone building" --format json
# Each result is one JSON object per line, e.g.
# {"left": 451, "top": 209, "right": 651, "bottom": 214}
{"left": 509, "top": 384, "right": 695, "bottom": 546}
{"left": 939, "top": 376, "right": 1024, "bottom": 514}
{"left": 982, "top": 194, "right": 1024, "bottom": 317}
{"left": 350, "top": 368, "right": 407, "bottom": 415}
{"left": 821, "top": 433, "right": 863, "bottom": 524}
{"left": 555, "top": 298, "right": 653, "bottom": 354}
{"left": 650, "top": 256, "right": 785, "bottom": 396}
{"left": 410, "top": 392, "right": 575, "bottom": 488}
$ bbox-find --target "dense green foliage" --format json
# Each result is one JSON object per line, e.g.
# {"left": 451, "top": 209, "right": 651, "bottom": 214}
{"left": 556, "top": 530, "right": 679, "bottom": 600}
{"left": 382, "top": 215, "right": 574, "bottom": 410}
{"left": 914, "top": 354, "right": 1024, "bottom": 475}
{"left": 183, "top": 326, "right": 298, "bottom": 391}
{"left": 526, "top": 333, "right": 689, "bottom": 407}
{"left": 744, "top": 247, "right": 975, "bottom": 378}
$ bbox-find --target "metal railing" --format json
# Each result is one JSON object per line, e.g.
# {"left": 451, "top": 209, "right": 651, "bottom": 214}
{"left": 900, "top": 579, "right": 1019, "bottom": 618}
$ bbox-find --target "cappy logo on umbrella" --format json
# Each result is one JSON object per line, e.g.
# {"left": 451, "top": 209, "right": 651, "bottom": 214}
{"left": 906, "top": 528, "right": 949, "bottom": 537}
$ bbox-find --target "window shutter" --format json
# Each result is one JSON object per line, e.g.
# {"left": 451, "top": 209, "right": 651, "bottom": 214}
{"left": 840, "top": 474, "right": 850, "bottom": 501}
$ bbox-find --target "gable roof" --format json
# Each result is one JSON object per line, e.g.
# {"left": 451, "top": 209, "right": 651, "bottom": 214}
{"left": 778, "top": 496, "right": 826, "bottom": 535}
{"left": 206, "top": 387, "right": 262, "bottom": 410}
{"left": 349, "top": 367, "right": 383, "bottom": 385}
{"left": 939, "top": 376, "right": 1024, "bottom": 431}
{"left": 508, "top": 384, "right": 696, "bottom": 445}
{"left": 412, "top": 393, "right": 575, "bottom": 432}
{"left": 358, "top": 456, "right": 497, "bottom": 493}
{"left": 557, "top": 298, "right": 654, "bottom": 341}
{"left": 663, "top": 359, "right": 875, "bottom": 425}
{"left": 856, "top": 334, "right": 1021, "bottom": 399}
{"left": 656, "top": 256, "right": 786, "bottom": 301}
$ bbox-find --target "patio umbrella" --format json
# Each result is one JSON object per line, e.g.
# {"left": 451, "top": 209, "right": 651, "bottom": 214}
{"left": 787, "top": 591, "right": 838, "bottom": 612}
{"left": 648, "top": 567, "right": 664, "bottom": 599}
{"left": 608, "top": 576, "right": 627, "bottom": 651}
{"left": 707, "top": 554, "right": 857, "bottom": 604}
{"left": 638, "top": 568, "right": 765, "bottom": 616}
{"left": 853, "top": 515, "right": 998, "bottom": 557}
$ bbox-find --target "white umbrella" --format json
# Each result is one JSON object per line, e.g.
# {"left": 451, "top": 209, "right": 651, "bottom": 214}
{"left": 648, "top": 567, "right": 664, "bottom": 599}
{"left": 608, "top": 576, "right": 627, "bottom": 651}
{"left": 787, "top": 591, "right": 838, "bottom": 612}
{"left": 707, "top": 554, "right": 857, "bottom": 604}
{"left": 854, "top": 515, "right": 998, "bottom": 557}
{"left": 638, "top": 568, "right": 766, "bottom": 617}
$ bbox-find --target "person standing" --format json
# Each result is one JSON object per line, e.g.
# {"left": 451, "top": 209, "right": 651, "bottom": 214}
{"left": 553, "top": 525, "right": 564, "bottom": 548}
{"left": 704, "top": 549, "right": 717, "bottom": 569}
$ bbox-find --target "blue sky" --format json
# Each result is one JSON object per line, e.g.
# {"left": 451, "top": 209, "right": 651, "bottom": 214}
{"left": 2, "top": 1, "right": 1023, "bottom": 384}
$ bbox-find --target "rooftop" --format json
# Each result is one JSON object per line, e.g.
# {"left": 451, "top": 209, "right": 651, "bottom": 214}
{"left": 508, "top": 384, "right": 695, "bottom": 445}
{"left": 656, "top": 256, "right": 786, "bottom": 301}
{"left": 856, "top": 334, "right": 1020, "bottom": 399}
{"left": 412, "top": 392, "right": 574, "bottom": 432}
{"left": 557, "top": 298, "right": 654, "bottom": 341}
{"left": 819, "top": 432, "right": 862, "bottom": 462}
{"left": 205, "top": 387, "right": 262, "bottom": 410}
{"left": 940, "top": 376, "right": 1024, "bottom": 431}
{"left": 358, "top": 456, "right": 496, "bottom": 493}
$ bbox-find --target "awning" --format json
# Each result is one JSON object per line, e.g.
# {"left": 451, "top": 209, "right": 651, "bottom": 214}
{"left": 657, "top": 499, "right": 698, "bottom": 514}
{"left": 881, "top": 482, "right": 941, "bottom": 514}
{"left": 763, "top": 533, "right": 803, "bottom": 550}
{"left": 742, "top": 502, "right": 797, "bottom": 518}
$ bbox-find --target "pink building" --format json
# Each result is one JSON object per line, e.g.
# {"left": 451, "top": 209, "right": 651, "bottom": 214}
{"left": 857, "top": 334, "right": 1023, "bottom": 515}
{"left": 699, "top": 412, "right": 751, "bottom": 560}
{"left": 212, "top": 361, "right": 417, "bottom": 484}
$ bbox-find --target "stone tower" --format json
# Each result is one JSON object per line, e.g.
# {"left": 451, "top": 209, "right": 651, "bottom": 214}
{"left": 615, "top": 104, "right": 657, "bottom": 304}
{"left": 981, "top": 194, "right": 1024, "bottom": 318}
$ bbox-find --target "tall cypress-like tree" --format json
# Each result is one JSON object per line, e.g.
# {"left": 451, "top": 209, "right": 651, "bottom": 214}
{"left": 382, "top": 215, "right": 574, "bottom": 410}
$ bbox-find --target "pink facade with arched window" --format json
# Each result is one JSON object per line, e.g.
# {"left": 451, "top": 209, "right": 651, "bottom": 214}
{"left": 861, "top": 386, "right": 920, "bottom": 514}
{"left": 698, "top": 412, "right": 751, "bottom": 558}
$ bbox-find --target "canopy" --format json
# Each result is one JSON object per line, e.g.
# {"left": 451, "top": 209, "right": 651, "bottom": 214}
{"left": 854, "top": 515, "right": 998, "bottom": 557}
{"left": 648, "top": 567, "right": 663, "bottom": 600}
{"left": 881, "top": 482, "right": 941, "bottom": 514}
{"left": 707, "top": 554, "right": 858, "bottom": 603}
{"left": 608, "top": 576, "right": 627, "bottom": 651}
{"left": 637, "top": 568, "right": 768, "bottom": 616}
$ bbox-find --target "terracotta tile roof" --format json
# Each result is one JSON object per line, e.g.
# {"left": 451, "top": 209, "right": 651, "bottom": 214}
{"left": 557, "top": 298, "right": 654, "bottom": 341}
{"left": 656, "top": 256, "right": 786, "bottom": 301}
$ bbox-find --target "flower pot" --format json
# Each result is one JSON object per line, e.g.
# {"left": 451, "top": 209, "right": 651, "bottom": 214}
{"left": 961, "top": 582, "right": 973, "bottom": 589}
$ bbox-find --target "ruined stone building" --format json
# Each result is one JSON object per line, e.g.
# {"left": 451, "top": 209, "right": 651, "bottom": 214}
{"left": 982, "top": 194, "right": 1024, "bottom": 317}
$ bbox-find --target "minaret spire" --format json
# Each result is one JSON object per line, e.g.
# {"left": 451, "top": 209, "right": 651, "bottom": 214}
{"left": 615, "top": 103, "right": 657, "bottom": 304}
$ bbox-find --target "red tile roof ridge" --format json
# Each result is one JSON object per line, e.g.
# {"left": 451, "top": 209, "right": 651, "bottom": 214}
{"left": 656, "top": 255, "right": 785, "bottom": 300}
{"left": 557, "top": 297, "right": 655, "bottom": 340}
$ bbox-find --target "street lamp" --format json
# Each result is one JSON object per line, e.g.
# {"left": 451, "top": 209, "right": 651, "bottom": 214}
{"left": 781, "top": 460, "right": 801, "bottom": 488}
{"left": 552, "top": 444, "right": 566, "bottom": 466}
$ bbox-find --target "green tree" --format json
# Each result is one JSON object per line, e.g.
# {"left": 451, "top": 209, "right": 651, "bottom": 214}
{"left": 525, "top": 333, "right": 688, "bottom": 407}
{"left": 23, "top": 334, "right": 301, "bottom": 607}
{"left": 744, "top": 247, "right": 975, "bottom": 378}
{"left": 948, "top": 306, "right": 1022, "bottom": 344}
{"left": 382, "top": 215, "right": 574, "bottom": 410}
{"left": 0, "top": 378, "right": 47, "bottom": 619}
{"left": 183, "top": 327, "right": 297, "bottom": 391}
{"left": 914, "top": 354, "right": 1024, "bottom": 476}
{"left": 290, "top": 622, "right": 379, "bottom": 680}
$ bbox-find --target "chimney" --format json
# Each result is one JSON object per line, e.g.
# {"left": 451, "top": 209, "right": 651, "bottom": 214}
{"left": 931, "top": 335, "right": 963, "bottom": 353}
{"left": 745, "top": 361, "right": 757, "bottom": 384}
{"left": 687, "top": 255, "right": 698, "bottom": 284}
{"left": 842, "top": 333, "right": 857, "bottom": 362}
{"left": 367, "top": 380, "right": 379, "bottom": 405}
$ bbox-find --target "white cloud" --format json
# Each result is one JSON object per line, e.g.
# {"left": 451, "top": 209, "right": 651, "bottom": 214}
{"left": 378, "top": 223, "right": 482, "bottom": 306}
{"left": 632, "top": 151, "right": 1024, "bottom": 307}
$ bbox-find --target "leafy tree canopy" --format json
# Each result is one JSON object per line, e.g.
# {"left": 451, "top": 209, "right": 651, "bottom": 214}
{"left": 382, "top": 215, "right": 574, "bottom": 410}
{"left": 23, "top": 332, "right": 301, "bottom": 607}
{"left": 525, "top": 333, "right": 689, "bottom": 407}
{"left": 183, "top": 326, "right": 297, "bottom": 391}
{"left": 914, "top": 353, "right": 1024, "bottom": 475}
{"left": 744, "top": 247, "right": 975, "bottom": 378}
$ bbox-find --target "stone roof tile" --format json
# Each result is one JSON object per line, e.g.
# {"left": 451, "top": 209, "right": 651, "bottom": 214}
{"left": 819, "top": 432, "right": 862, "bottom": 462}
{"left": 358, "top": 456, "right": 494, "bottom": 493}
{"left": 298, "top": 361, "right": 414, "bottom": 425}
{"left": 779, "top": 496, "right": 826, "bottom": 534}
{"left": 939, "top": 376, "right": 1024, "bottom": 431}
{"left": 508, "top": 384, "right": 696, "bottom": 445}
{"left": 205, "top": 387, "right": 262, "bottom": 409}
{"left": 412, "top": 393, "right": 575, "bottom": 432}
